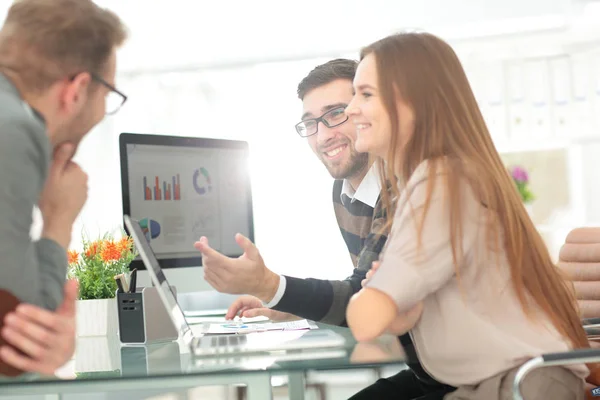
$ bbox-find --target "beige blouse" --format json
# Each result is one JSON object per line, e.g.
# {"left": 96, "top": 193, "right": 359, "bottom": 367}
{"left": 367, "top": 159, "right": 588, "bottom": 387}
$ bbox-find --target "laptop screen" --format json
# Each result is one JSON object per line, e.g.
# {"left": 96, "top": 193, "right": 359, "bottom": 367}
{"left": 124, "top": 215, "right": 192, "bottom": 340}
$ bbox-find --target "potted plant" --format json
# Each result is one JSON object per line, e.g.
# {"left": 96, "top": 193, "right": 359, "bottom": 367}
{"left": 508, "top": 165, "right": 535, "bottom": 214}
{"left": 68, "top": 231, "right": 137, "bottom": 337}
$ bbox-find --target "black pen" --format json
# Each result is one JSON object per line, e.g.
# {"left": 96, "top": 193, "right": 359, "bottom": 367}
{"left": 129, "top": 268, "right": 137, "bottom": 293}
{"left": 114, "top": 274, "right": 124, "bottom": 293}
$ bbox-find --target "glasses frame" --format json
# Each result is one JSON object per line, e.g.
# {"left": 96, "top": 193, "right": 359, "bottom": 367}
{"left": 295, "top": 106, "right": 348, "bottom": 137}
{"left": 89, "top": 72, "right": 128, "bottom": 115}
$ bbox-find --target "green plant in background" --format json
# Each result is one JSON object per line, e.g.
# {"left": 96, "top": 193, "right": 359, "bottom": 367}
{"left": 68, "top": 232, "right": 137, "bottom": 300}
{"left": 508, "top": 165, "right": 535, "bottom": 204}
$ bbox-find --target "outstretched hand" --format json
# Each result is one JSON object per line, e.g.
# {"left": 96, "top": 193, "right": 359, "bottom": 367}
{"left": 194, "top": 234, "right": 280, "bottom": 302}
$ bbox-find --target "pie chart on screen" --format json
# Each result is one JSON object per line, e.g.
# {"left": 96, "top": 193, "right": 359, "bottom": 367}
{"left": 139, "top": 218, "right": 161, "bottom": 241}
{"left": 193, "top": 167, "right": 212, "bottom": 195}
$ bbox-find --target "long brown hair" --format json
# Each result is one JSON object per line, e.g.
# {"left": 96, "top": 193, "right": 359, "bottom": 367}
{"left": 362, "top": 32, "right": 588, "bottom": 349}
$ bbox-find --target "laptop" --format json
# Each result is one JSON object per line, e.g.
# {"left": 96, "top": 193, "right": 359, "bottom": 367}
{"left": 123, "top": 215, "right": 347, "bottom": 357}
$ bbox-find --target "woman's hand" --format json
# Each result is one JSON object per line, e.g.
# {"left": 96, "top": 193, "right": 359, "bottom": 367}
{"left": 361, "top": 261, "right": 380, "bottom": 288}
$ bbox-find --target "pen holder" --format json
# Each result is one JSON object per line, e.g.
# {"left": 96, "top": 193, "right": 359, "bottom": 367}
{"left": 117, "top": 286, "right": 179, "bottom": 345}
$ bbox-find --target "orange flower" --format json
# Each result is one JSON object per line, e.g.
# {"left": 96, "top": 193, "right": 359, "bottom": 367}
{"left": 117, "top": 237, "right": 132, "bottom": 254}
{"left": 100, "top": 240, "right": 122, "bottom": 263}
{"left": 67, "top": 250, "right": 79, "bottom": 265}
{"left": 85, "top": 241, "right": 100, "bottom": 258}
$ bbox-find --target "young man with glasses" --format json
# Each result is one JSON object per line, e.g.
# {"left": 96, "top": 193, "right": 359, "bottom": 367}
{"left": 195, "top": 59, "right": 454, "bottom": 399}
{"left": 0, "top": 0, "right": 127, "bottom": 377}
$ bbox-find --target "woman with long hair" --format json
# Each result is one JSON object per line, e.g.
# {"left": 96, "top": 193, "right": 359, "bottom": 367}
{"left": 345, "top": 32, "right": 590, "bottom": 399}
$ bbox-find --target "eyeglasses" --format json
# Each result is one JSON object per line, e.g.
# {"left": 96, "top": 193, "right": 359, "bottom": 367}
{"left": 90, "top": 73, "right": 127, "bottom": 115}
{"left": 295, "top": 106, "right": 348, "bottom": 137}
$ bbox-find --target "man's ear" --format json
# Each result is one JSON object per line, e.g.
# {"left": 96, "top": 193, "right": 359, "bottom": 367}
{"left": 59, "top": 72, "right": 91, "bottom": 114}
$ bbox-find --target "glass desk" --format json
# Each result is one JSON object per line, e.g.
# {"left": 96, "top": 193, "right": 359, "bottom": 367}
{"left": 0, "top": 324, "right": 406, "bottom": 400}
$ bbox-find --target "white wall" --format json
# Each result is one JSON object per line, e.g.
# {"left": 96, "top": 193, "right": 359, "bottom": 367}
{"left": 70, "top": 58, "right": 354, "bottom": 284}
{"left": 0, "top": 0, "right": 575, "bottom": 72}
{"left": 106, "top": 0, "right": 575, "bottom": 72}
{"left": 5, "top": 0, "right": 600, "bottom": 289}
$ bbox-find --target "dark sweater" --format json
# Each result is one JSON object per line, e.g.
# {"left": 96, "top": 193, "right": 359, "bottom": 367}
{"left": 273, "top": 178, "right": 446, "bottom": 387}
{"left": 272, "top": 179, "right": 386, "bottom": 325}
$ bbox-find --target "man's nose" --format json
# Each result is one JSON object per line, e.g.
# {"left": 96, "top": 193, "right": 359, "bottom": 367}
{"left": 316, "top": 122, "right": 337, "bottom": 144}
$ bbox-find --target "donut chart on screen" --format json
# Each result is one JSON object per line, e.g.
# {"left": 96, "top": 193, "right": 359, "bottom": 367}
{"left": 193, "top": 167, "right": 212, "bottom": 195}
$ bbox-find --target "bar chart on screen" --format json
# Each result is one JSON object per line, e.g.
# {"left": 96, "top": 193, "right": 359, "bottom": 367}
{"left": 143, "top": 174, "right": 181, "bottom": 201}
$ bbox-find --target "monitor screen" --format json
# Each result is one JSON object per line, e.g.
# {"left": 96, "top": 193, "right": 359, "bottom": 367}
{"left": 120, "top": 133, "right": 254, "bottom": 270}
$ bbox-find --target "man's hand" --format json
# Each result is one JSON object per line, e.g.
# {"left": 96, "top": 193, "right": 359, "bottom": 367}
{"left": 225, "top": 295, "right": 300, "bottom": 322}
{"left": 194, "top": 234, "right": 280, "bottom": 303}
{"left": 0, "top": 280, "right": 77, "bottom": 376}
{"left": 39, "top": 143, "right": 88, "bottom": 249}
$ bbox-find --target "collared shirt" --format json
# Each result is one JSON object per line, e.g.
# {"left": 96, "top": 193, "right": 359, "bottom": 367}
{"left": 340, "top": 164, "right": 380, "bottom": 208}
{"left": 265, "top": 164, "right": 381, "bottom": 309}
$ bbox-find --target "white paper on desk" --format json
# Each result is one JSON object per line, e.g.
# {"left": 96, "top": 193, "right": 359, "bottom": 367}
{"left": 205, "top": 319, "right": 311, "bottom": 334}
{"left": 276, "top": 320, "right": 312, "bottom": 330}
{"left": 185, "top": 315, "right": 269, "bottom": 325}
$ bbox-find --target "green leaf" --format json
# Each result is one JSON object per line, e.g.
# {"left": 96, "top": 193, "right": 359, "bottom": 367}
{"left": 513, "top": 179, "right": 535, "bottom": 203}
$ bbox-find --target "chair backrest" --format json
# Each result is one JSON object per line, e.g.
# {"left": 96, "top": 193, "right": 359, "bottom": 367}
{"left": 558, "top": 227, "right": 600, "bottom": 319}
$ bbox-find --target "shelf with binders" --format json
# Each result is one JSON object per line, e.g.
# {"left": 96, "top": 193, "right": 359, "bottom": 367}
{"left": 465, "top": 50, "right": 600, "bottom": 156}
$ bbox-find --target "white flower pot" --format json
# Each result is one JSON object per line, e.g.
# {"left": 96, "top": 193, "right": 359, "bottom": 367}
{"left": 76, "top": 298, "right": 118, "bottom": 337}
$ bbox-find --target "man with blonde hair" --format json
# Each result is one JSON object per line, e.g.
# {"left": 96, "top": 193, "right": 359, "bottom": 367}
{"left": 0, "top": 0, "right": 127, "bottom": 376}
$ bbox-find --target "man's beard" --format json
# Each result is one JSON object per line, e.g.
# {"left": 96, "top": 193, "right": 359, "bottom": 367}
{"left": 321, "top": 150, "right": 369, "bottom": 181}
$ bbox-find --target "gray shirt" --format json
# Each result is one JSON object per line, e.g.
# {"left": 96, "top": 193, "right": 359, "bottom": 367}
{"left": 0, "top": 73, "right": 67, "bottom": 310}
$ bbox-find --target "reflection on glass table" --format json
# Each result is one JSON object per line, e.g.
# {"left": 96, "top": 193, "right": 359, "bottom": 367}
{"left": 0, "top": 324, "right": 406, "bottom": 400}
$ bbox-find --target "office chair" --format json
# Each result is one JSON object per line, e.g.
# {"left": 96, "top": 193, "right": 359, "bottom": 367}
{"left": 512, "top": 348, "right": 600, "bottom": 400}
{"left": 513, "top": 227, "right": 600, "bottom": 399}
{"left": 558, "top": 227, "right": 600, "bottom": 319}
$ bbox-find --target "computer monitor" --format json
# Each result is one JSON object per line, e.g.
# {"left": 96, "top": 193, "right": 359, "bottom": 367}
{"left": 119, "top": 133, "right": 254, "bottom": 270}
